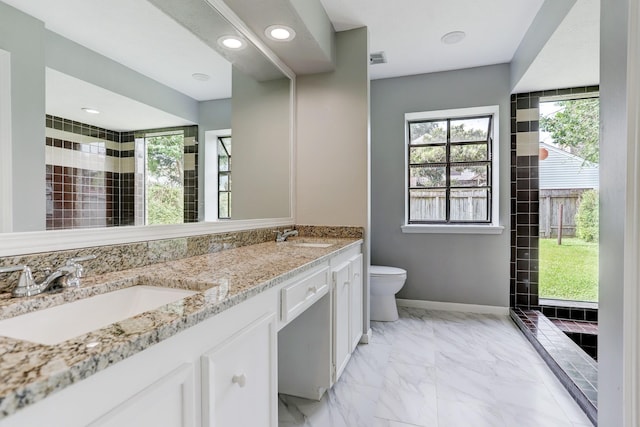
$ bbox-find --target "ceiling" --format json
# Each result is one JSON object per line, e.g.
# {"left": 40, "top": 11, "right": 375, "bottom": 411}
{"left": 319, "top": 0, "right": 599, "bottom": 91}
{"left": 319, "top": 0, "right": 546, "bottom": 80}
{"left": 513, "top": 0, "right": 600, "bottom": 93}
{"left": 46, "top": 69, "right": 195, "bottom": 132}
{"left": 4, "top": 0, "right": 233, "bottom": 101}
{"left": 3, "top": 0, "right": 600, "bottom": 130}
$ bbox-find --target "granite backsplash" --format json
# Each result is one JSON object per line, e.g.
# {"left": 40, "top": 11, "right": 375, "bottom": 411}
{"left": 0, "top": 225, "right": 364, "bottom": 294}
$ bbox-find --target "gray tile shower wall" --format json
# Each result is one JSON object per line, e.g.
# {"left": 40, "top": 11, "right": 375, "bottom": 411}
{"left": 510, "top": 86, "right": 599, "bottom": 311}
{"left": 0, "top": 226, "right": 365, "bottom": 294}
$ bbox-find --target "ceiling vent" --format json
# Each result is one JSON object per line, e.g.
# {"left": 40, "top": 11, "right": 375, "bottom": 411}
{"left": 369, "top": 51, "right": 387, "bottom": 65}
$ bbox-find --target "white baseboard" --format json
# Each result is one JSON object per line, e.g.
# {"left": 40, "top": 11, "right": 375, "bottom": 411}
{"left": 396, "top": 299, "right": 509, "bottom": 316}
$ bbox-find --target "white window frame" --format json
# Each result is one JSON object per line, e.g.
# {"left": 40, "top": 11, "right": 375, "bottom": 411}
{"left": 204, "top": 129, "right": 231, "bottom": 222}
{"left": 401, "top": 105, "right": 503, "bottom": 235}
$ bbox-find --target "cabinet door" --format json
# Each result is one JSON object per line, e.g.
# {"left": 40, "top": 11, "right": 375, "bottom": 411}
{"left": 87, "top": 364, "right": 195, "bottom": 427}
{"left": 349, "top": 253, "right": 363, "bottom": 352}
{"left": 332, "top": 261, "right": 351, "bottom": 383}
{"left": 202, "top": 313, "right": 277, "bottom": 427}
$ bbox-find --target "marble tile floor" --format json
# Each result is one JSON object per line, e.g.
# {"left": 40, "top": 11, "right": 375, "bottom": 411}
{"left": 278, "top": 307, "right": 593, "bottom": 427}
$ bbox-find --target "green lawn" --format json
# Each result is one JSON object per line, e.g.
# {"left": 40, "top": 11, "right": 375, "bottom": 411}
{"left": 539, "top": 238, "right": 599, "bottom": 302}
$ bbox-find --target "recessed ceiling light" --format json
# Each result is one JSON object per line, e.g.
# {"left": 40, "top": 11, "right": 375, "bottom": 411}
{"left": 265, "top": 25, "right": 296, "bottom": 42}
{"left": 441, "top": 31, "right": 466, "bottom": 45}
{"left": 82, "top": 107, "right": 100, "bottom": 114}
{"left": 218, "top": 36, "right": 246, "bottom": 50}
{"left": 192, "top": 73, "right": 210, "bottom": 81}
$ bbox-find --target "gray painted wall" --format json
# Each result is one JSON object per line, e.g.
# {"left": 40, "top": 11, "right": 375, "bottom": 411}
{"left": 296, "top": 27, "right": 371, "bottom": 331}
{"left": 231, "top": 69, "right": 290, "bottom": 219}
{"left": 296, "top": 28, "right": 369, "bottom": 228}
{"left": 197, "top": 98, "right": 232, "bottom": 220}
{"left": 370, "top": 64, "right": 511, "bottom": 307}
{"left": 0, "top": 2, "right": 46, "bottom": 232}
{"left": 598, "top": 0, "right": 629, "bottom": 424}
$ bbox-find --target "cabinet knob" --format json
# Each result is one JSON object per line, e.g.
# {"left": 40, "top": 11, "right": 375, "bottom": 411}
{"left": 232, "top": 374, "right": 246, "bottom": 387}
{"left": 308, "top": 285, "right": 317, "bottom": 294}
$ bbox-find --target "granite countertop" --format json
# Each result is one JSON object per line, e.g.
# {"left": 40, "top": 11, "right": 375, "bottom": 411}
{"left": 0, "top": 237, "right": 362, "bottom": 420}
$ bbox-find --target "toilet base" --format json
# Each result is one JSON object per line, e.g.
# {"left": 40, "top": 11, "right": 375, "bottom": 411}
{"left": 370, "top": 295, "right": 399, "bottom": 322}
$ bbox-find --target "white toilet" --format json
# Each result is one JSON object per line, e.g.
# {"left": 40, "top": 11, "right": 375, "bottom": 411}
{"left": 370, "top": 265, "right": 407, "bottom": 322}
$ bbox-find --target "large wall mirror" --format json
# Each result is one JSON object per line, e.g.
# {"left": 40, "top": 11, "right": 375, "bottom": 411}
{"left": 0, "top": 0, "right": 293, "bottom": 246}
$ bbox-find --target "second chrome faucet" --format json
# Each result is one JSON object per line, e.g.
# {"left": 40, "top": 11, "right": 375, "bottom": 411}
{"left": 274, "top": 229, "right": 299, "bottom": 242}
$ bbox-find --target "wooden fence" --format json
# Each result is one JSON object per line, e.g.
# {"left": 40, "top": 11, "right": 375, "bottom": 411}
{"left": 410, "top": 190, "right": 487, "bottom": 221}
{"left": 410, "top": 188, "right": 592, "bottom": 234}
{"left": 539, "top": 188, "right": 588, "bottom": 238}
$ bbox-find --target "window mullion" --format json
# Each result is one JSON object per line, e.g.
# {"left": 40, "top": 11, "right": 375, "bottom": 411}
{"left": 445, "top": 119, "right": 451, "bottom": 223}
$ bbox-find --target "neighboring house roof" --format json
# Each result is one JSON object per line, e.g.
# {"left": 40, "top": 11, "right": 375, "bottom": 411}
{"left": 539, "top": 142, "right": 599, "bottom": 190}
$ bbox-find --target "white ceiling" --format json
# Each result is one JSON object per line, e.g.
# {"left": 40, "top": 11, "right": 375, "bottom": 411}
{"left": 319, "top": 0, "right": 599, "bottom": 92}
{"left": 46, "top": 69, "right": 195, "bottom": 132}
{"left": 3, "top": 0, "right": 232, "bottom": 101}
{"left": 4, "top": 0, "right": 600, "bottom": 130}
{"left": 513, "top": 0, "right": 600, "bottom": 93}
{"left": 319, "top": 0, "right": 546, "bottom": 80}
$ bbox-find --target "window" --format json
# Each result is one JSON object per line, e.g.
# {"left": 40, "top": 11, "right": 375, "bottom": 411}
{"left": 217, "top": 136, "right": 231, "bottom": 219}
{"left": 403, "top": 106, "right": 501, "bottom": 233}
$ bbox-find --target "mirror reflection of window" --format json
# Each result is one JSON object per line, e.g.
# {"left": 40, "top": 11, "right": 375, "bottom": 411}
{"left": 217, "top": 136, "right": 232, "bottom": 219}
{"left": 144, "top": 131, "right": 185, "bottom": 226}
{"left": 134, "top": 125, "right": 198, "bottom": 227}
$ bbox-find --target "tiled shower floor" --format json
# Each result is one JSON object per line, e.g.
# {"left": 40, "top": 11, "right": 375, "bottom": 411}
{"left": 278, "top": 307, "right": 593, "bottom": 427}
{"left": 511, "top": 309, "right": 598, "bottom": 425}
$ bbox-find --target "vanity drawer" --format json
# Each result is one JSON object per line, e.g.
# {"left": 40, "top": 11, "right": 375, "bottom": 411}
{"left": 281, "top": 266, "right": 329, "bottom": 324}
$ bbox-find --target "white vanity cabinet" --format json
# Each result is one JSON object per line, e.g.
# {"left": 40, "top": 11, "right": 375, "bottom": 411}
{"left": 348, "top": 253, "right": 364, "bottom": 352}
{"left": 332, "top": 260, "right": 352, "bottom": 382}
{"left": 0, "top": 241, "right": 363, "bottom": 427}
{"left": 329, "top": 247, "right": 364, "bottom": 384}
{"left": 278, "top": 245, "right": 364, "bottom": 397}
{"left": 0, "top": 287, "right": 279, "bottom": 427}
{"left": 87, "top": 364, "right": 197, "bottom": 427}
{"left": 202, "top": 313, "right": 277, "bottom": 427}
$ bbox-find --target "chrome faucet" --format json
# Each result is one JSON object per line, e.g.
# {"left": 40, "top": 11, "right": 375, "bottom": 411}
{"left": 0, "top": 255, "right": 97, "bottom": 297}
{"left": 274, "top": 229, "right": 299, "bottom": 242}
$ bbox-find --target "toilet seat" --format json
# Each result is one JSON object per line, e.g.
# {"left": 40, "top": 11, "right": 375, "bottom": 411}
{"left": 370, "top": 265, "right": 406, "bottom": 277}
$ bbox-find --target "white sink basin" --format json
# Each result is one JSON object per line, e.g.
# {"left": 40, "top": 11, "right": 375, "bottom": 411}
{"left": 0, "top": 286, "right": 196, "bottom": 345}
{"left": 292, "top": 243, "right": 334, "bottom": 248}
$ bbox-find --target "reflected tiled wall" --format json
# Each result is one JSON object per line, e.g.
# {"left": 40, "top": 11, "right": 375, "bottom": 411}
{"left": 183, "top": 126, "right": 198, "bottom": 223}
{"left": 510, "top": 86, "right": 599, "bottom": 310}
{"left": 45, "top": 116, "right": 198, "bottom": 230}
{"left": 45, "top": 116, "right": 128, "bottom": 229}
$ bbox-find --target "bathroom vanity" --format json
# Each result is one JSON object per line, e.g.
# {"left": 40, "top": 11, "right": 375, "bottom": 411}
{"left": 0, "top": 237, "right": 363, "bottom": 427}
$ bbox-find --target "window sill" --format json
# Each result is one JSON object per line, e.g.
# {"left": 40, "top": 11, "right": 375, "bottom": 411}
{"left": 401, "top": 224, "right": 505, "bottom": 235}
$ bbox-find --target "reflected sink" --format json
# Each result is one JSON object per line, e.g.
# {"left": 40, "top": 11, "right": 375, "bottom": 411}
{"left": 0, "top": 286, "right": 196, "bottom": 345}
{"left": 291, "top": 243, "right": 334, "bottom": 248}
